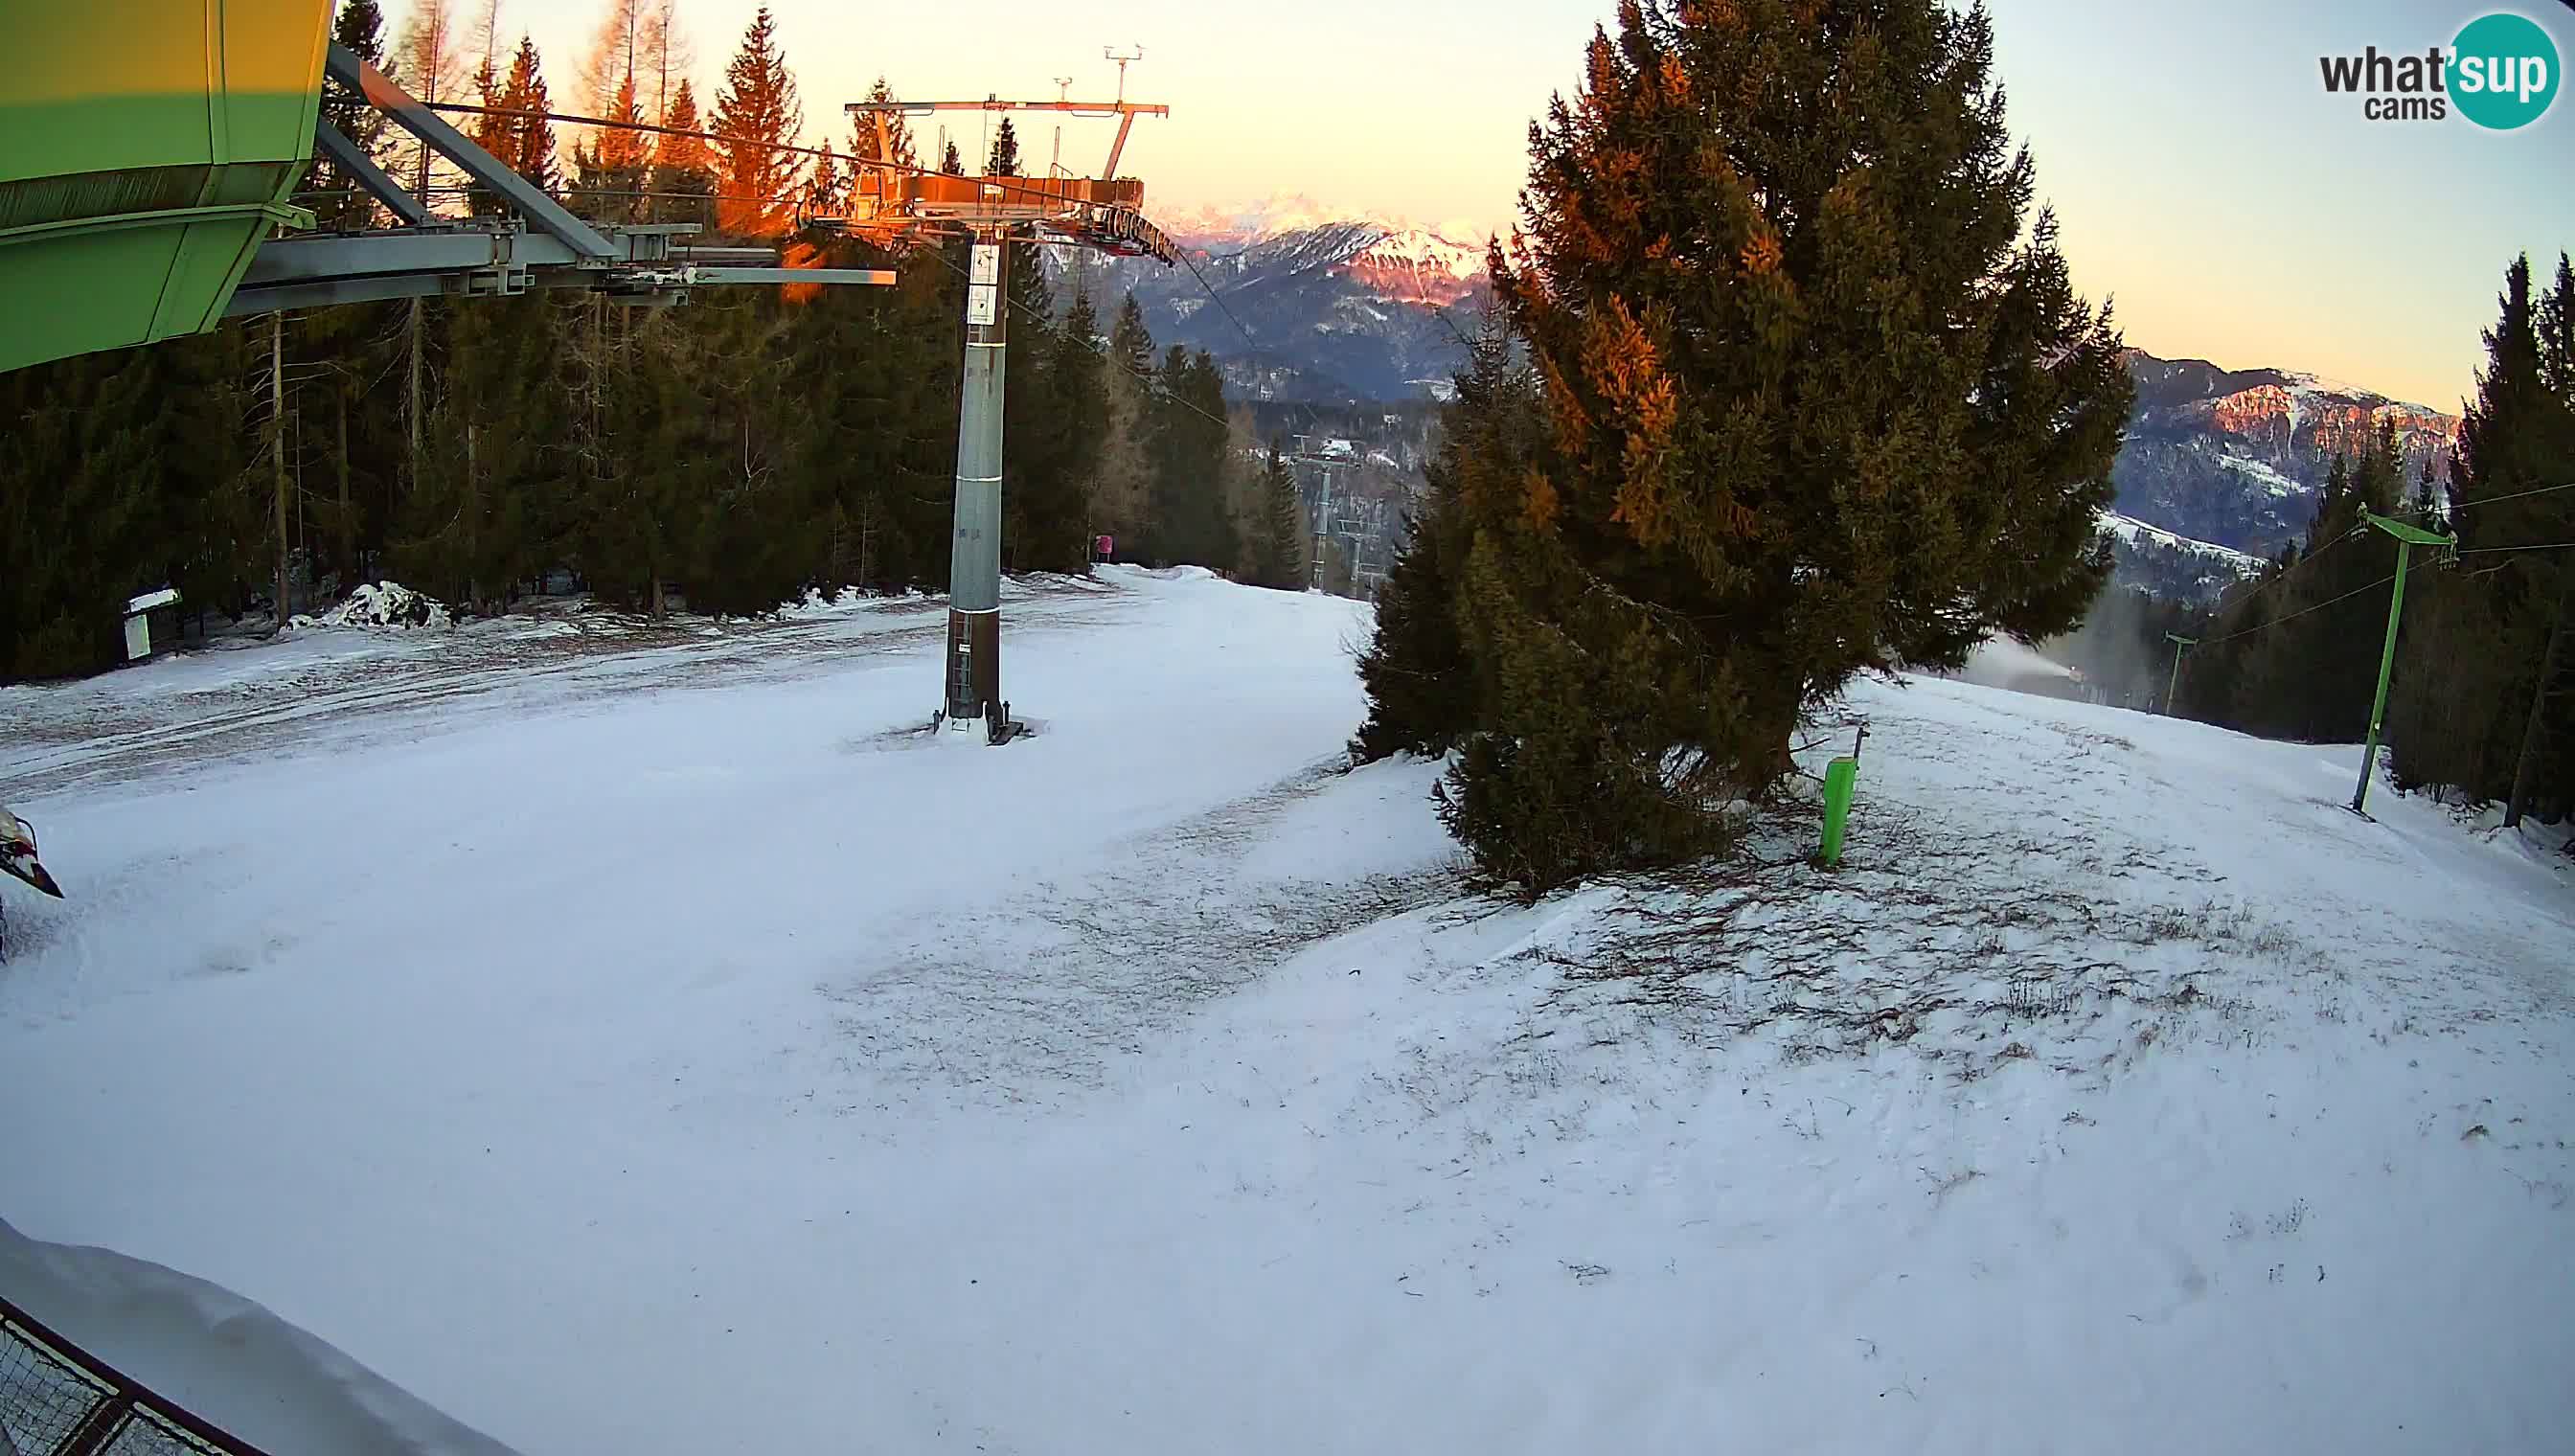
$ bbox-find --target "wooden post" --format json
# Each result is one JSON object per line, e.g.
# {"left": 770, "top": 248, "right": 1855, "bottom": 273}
{"left": 271, "top": 310, "right": 290, "bottom": 632}
{"left": 407, "top": 298, "right": 424, "bottom": 515}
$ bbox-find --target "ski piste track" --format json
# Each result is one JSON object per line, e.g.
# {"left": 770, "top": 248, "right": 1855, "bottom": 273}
{"left": 0, "top": 566, "right": 2569, "bottom": 1455}
{"left": 0, "top": 575, "right": 1129, "bottom": 804}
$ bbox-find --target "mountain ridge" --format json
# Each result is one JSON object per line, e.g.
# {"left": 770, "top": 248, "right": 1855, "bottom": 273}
{"left": 1070, "top": 206, "right": 2461, "bottom": 580}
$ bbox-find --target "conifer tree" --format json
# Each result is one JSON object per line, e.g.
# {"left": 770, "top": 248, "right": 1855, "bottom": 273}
{"left": 710, "top": 7, "right": 804, "bottom": 238}
{"left": 392, "top": 0, "right": 467, "bottom": 203}
{"left": 649, "top": 80, "right": 717, "bottom": 229}
{"left": 2386, "top": 253, "right": 2575, "bottom": 818}
{"left": 1249, "top": 440, "right": 1307, "bottom": 589}
{"left": 987, "top": 119, "right": 1021, "bottom": 177}
{"left": 573, "top": 71, "right": 651, "bottom": 222}
{"left": 1379, "top": 0, "right": 2131, "bottom": 894}
{"left": 311, "top": 0, "right": 392, "bottom": 230}
{"left": 806, "top": 144, "right": 846, "bottom": 217}
{"left": 1353, "top": 316, "right": 1533, "bottom": 761}
{"left": 942, "top": 140, "right": 966, "bottom": 176}
{"left": 496, "top": 37, "right": 559, "bottom": 193}
{"left": 849, "top": 77, "right": 920, "bottom": 173}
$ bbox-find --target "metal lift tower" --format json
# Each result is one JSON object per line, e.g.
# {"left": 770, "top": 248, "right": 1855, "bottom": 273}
{"left": 836, "top": 85, "right": 1179, "bottom": 743}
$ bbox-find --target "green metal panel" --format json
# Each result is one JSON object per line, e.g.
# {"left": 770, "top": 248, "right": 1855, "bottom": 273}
{"left": 0, "top": 0, "right": 330, "bottom": 374}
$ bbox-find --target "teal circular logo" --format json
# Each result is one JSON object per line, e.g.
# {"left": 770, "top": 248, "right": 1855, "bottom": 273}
{"left": 2452, "top": 12, "right": 2560, "bottom": 129}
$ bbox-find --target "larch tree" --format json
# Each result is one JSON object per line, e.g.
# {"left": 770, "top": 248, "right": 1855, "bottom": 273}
{"left": 392, "top": 0, "right": 467, "bottom": 203}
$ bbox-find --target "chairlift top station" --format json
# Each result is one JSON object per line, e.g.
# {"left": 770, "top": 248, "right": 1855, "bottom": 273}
{"left": 0, "top": 3, "right": 1178, "bottom": 375}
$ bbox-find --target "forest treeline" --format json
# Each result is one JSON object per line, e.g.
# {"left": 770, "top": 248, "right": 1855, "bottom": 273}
{"left": 2056, "top": 253, "right": 2575, "bottom": 828}
{"left": 0, "top": 0, "right": 1306, "bottom": 681}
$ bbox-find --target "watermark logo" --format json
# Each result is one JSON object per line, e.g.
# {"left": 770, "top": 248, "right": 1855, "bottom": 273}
{"left": 2317, "top": 11, "right": 2560, "bottom": 129}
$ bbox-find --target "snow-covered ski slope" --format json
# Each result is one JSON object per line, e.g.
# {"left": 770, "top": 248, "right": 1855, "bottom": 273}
{"left": 1, "top": 566, "right": 2569, "bottom": 1455}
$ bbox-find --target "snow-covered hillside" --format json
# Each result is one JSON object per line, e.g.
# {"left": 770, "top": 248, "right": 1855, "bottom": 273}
{"left": 2, "top": 571, "right": 2568, "bottom": 1454}
{"left": 2099, "top": 510, "right": 2266, "bottom": 604}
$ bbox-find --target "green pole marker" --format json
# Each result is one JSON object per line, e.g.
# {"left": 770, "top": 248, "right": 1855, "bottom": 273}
{"left": 1818, "top": 757, "right": 1858, "bottom": 867}
{"left": 2351, "top": 510, "right": 2454, "bottom": 816}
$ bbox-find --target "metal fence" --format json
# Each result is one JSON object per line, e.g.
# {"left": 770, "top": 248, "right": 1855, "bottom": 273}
{"left": 0, "top": 1295, "right": 269, "bottom": 1456}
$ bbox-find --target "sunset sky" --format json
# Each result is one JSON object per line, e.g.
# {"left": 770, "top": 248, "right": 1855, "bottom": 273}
{"left": 472, "top": 0, "right": 2574, "bottom": 411}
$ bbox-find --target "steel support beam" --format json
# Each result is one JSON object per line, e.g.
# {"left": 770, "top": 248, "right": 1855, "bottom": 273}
{"left": 688, "top": 266, "right": 897, "bottom": 286}
{"left": 311, "top": 121, "right": 439, "bottom": 229}
{"left": 326, "top": 42, "right": 615, "bottom": 260}
{"left": 242, "top": 229, "right": 562, "bottom": 284}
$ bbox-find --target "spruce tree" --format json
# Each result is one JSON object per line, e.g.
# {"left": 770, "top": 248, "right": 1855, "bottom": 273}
{"left": 710, "top": 7, "right": 804, "bottom": 239}
{"left": 1390, "top": 0, "right": 2131, "bottom": 894}
{"left": 2387, "top": 253, "right": 2575, "bottom": 816}
{"left": 941, "top": 140, "right": 966, "bottom": 176}
{"left": 987, "top": 119, "right": 1021, "bottom": 177}
{"left": 573, "top": 71, "right": 650, "bottom": 222}
{"left": 497, "top": 37, "right": 559, "bottom": 193}
{"left": 649, "top": 79, "right": 718, "bottom": 229}
{"left": 850, "top": 77, "right": 920, "bottom": 174}
{"left": 1251, "top": 441, "right": 1307, "bottom": 589}
{"left": 311, "top": 0, "right": 392, "bottom": 230}
{"left": 1353, "top": 316, "right": 1533, "bottom": 760}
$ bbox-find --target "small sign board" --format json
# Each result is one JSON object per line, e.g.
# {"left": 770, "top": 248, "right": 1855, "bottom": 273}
{"left": 967, "top": 285, "right": 999, "bottom": 326}
{"left": 969, "top": 243, "right": 1001, "bottom": 286}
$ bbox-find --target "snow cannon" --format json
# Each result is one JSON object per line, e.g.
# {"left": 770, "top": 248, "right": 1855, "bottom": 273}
{"left": 0, "top": 808, "right": 62, "bottom": 900}
{"left": 0, "top": 806, "right": 64, "bottom": 961}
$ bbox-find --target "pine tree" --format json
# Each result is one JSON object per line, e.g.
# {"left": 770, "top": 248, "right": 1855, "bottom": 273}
{"left": 710, "top": 7, "right": 805, "bottom": 239}
{"left": 1395, "top": 0, "right": 2131, "bottom": 894}
{"left": 987, "top": 119, "right": 1021, "bottom": 177}
{"left": 941, "top": 140, "right": 966, "bottom": 176}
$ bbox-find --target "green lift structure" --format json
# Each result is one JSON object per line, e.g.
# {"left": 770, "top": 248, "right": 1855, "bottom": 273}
{"left": 1, "top": 0, "right": 889, "bottom": 377}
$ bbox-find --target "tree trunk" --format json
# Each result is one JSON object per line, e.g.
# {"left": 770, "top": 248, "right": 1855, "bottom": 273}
{"left": 465, "top": 422, "right": 481, "bottom": 614}
{"left": 407, "top": 298, "right": 424, "bottom": 509}
{"left": 336, "top": 390, "right": 354, "bottom": 595}
{"left": 272, "top": 311, "right": 290, "bottom": 632}
{"left": 2504, "top": 572, "right": 2573, "bottom": 829}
